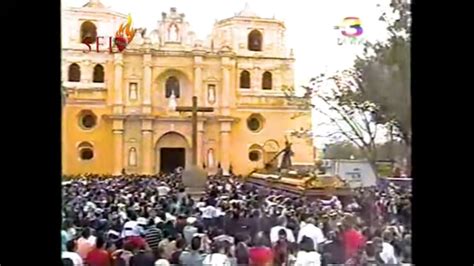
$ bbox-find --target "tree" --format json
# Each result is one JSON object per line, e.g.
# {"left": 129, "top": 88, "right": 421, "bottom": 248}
{"left": 324, "top": 141, "right": 362, "bottom": 160}
{"left": 285, "top": 0, "right": 411, "bottom": 174}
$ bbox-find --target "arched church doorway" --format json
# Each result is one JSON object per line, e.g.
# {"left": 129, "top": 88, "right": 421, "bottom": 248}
{"left": 155, "top": 131, "right": 190, "bottom": 174}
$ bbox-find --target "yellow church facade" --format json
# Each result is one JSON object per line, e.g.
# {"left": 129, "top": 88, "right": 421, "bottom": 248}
{"left": 62, "top": 0, "right": 315, "bottom": 176}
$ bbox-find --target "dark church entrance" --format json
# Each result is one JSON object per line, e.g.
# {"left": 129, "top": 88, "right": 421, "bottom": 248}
{"left": 160, "top": 148, "right": 185, "bottom": 173}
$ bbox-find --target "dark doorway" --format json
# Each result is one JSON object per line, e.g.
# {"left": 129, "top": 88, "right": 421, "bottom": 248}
{"left": 160, "top": 148, "right": 185, "bottom": 173}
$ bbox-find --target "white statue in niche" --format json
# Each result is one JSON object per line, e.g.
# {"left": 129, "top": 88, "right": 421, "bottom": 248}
{"left": 129, "top": 83, "right": 138, "bottom": 101}
{"left": 208, "top": 84, "right": 216, "bottom": 104}
{"left": 168, "top": 24, "right": 179, "bottom": 42}
{"left": 129, "top": 148, "right": 137, "bottom": 166}
{"left": 207, "top": 149, "right": 215, "bottom": 168}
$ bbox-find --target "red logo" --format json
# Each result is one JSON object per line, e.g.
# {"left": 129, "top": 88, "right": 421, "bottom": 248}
{"left": 82, "top": 15, "right": 136, "bottom": 53}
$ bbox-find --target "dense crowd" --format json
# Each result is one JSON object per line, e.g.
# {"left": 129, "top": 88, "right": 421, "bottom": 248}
{"left": 61, "top": 171, "right": 412, "bottom": 266}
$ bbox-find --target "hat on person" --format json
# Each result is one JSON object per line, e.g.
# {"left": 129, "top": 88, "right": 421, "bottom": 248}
{"left": 137, "top": 217, "right": 148, "bottom": 226}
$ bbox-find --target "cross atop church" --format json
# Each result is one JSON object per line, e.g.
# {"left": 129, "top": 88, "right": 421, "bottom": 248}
{"left": 174, "top": 96, "right": 214, "bottom": 166}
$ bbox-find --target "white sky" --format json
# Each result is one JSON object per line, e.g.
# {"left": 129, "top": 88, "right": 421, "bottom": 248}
{"left": 63, "top": 0, "right": 393, "bottom": 148}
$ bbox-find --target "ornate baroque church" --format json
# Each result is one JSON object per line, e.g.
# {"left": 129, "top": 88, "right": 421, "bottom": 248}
{"left": 62, "top": 0, "right": 315, "bottom": 175}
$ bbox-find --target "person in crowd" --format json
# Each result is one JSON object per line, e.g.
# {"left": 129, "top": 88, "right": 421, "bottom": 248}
{"left": 183, "top": 217, "right": 198, "bottom": 246}
{"left": 273, "top": 229, "right": 290, "bottom": 266}
{"left": 202, "top": 240, "right": 232, "bottom": 266}
{"left": 86, "top": 236, "right": 111, "bottom": 266}
{"left": 320, "top": 230, "right": 345, "bottom": 265}
{"left": 297, "top": 217, "right": 326, "bottom": 251}
{"left": 77, "top": 227, "right": 95, "bottom": 259}
{"left": 270, "top": 216, "right": 296, "bottom": 245}
{"left": 341, "top": 215, "right": 365, "bottom": 262}
{"left": 154, "top": 246, "right": 170, "bottom": 266}
{"left": 144, "top": 219, "right": 162, "bottom": 257}
{"left": 130, "top": 245, "right": 156, "bottom": 266}
{"left": 294, "top": 236, "right": 321, "bottom": 266}
{"left": 169, "top": 238, "right": 186, "bottom": 264}
{"left": 234, "top": 233, "right": 251, "bottom": 265}
{"left": 378, "top": 230, "right": 398, "bottom": 264}
{"left": 62, "top": 240, "right": 84, "bottom": 266}
{"left": 62, "top": 225, "right": 71, "bottom": 252}
{"left": 158, "top": 230, "right": 177, "bottom": 260}
{"left": 249, "top": 232, "right": 273, "bottom": 266}
{"left": 179, "top": 236, "right": 205, "bottom": 266}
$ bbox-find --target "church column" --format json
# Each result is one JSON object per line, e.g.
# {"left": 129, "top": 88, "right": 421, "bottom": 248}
{"left": 251, "top": 68, "right": 261, "bottom": 92}
{"left": 142, "top": 54, "right": 152, "bottom": 114}
{"left": 194, "top": 56, "right": 203, "bottom": 106}
{"left": 113, "top": 53, "right": 124, "bottom": 114}
{"left": 221, "top": 57, "right": 231, "bottom": 116}
{"left": 82, "top": 59, "right": 92, "bottom": 84}
{"left": 141, "top": 119, "right": 153, "bottom": 175}
{"left": 197, "top": 120, "right": 204, "bottom": 167}
{"left": 112, "top": 119, "right": 124, "bottom": 175}
{"left": 219, "top": 121, "right": 231, "bottom": 175}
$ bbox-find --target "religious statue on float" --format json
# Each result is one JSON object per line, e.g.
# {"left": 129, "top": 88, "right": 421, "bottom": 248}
{"left": 279, "top": 137, "right": 294, "bottom": 171}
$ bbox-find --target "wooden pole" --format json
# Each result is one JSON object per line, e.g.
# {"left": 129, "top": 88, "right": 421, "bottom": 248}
{"left": 175, "top": 96, "right": 213, "bottom": 168}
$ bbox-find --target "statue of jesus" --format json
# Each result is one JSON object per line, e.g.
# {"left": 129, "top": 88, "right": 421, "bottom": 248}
{"left": 279, "top": 140, "right": 294, "bottom": 170}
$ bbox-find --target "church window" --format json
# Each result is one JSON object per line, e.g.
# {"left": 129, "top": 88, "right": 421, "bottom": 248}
{"left": 262, "top": 71, "right": 272, "bottom": 90}
{"left": 165, "top": 76, "right": 180, "bottom": 98}
{"left": 80, "top": 21, "right": 97, "bottom": 44}
{"left": 248, "top": 29, "right": 262, "bottom": 51}
{"left": 240, "top": 70, "right": 251, "bottom": 89}
{"left": 93, "top": 64, "right": 104, "bottom": 83}
{"left": 128, "top": 147, "right": 137, "bottom": 166}
{"left": 247, "top": 113, "right": 264, "bottom": 132}
{"left": 249, "top": 150, "right": 261, "bottom": 161}
{"left": 68, "top": 63, "right": 81, "bottom": 82}
{"left": 79, "top": 110, "right": 97, "bottom": 130}
{"left": 129, "top": 83, "right": 138, "bottom": 101}
{"left": 78, "top": 142, "right": 94, "bottom": 161}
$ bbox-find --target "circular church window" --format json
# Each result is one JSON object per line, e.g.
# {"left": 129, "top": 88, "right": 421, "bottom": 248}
{"left": 247, "top": 114, "right": 264, "bottom": 132}
{"left": 79, "top": 110, "right": 97, "bottom": 129}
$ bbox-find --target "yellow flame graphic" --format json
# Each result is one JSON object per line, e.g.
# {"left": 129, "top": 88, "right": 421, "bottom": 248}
{"left": 115, "top": 14, "right": 136, "bottom": 43}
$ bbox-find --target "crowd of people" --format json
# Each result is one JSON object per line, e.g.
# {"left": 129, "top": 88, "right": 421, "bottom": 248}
{"left": 61, "top": 171, "right": 412, "bottom": 266}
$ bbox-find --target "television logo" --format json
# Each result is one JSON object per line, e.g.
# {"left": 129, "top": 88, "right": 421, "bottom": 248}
{"left": 82, "top": 15, "right": 137, "bottom": 53}
{"left": 334, "top": 17, "right": 366, "bottom": 46}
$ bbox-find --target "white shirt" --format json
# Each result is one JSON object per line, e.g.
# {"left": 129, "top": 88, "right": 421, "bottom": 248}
{"left": 297, "top": 223, "right": 326, "bottom": 250}
{"left": 200, "top": 205, "right": 217, "bottom": 219}
{"left": 202, "top": 253, "right": 231, "bottom": 266}
{"left": 121, "top": 220, "right": 140, "bottom": 237}
{"left": 270, "top": 225, "right": 296, "bottom": 244}
{"left": 380, "top": 242, "right": 398, "bottom": 264}
{"left": 62, "top": 251, "right": 84, "bottom": 266}
{"left": 294, "top": 251, "right": 321, "bottom": 266}
{"left": 157, "top": 186, "right": 171, "bottom": 196}
{"left": 85, "top": 235, "right": 96, "bottom": 246}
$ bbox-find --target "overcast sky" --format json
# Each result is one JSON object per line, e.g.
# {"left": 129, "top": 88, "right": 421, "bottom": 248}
{"left": 63, "top": 0, "right": 393, "bottom": 148}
